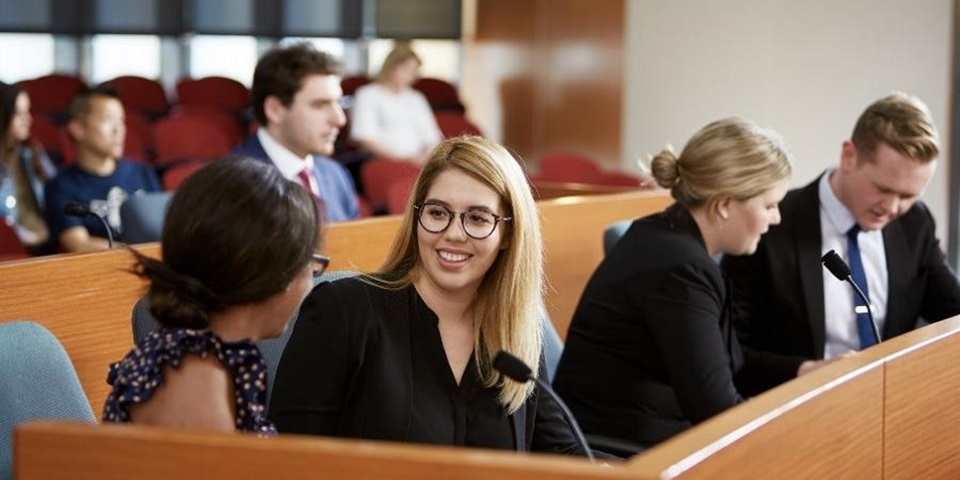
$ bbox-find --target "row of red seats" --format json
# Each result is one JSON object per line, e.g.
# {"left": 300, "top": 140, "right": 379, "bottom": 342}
{"left": 20, "top": 73, "right": 467, "bottom": 124}
{"left": 19, "top": 74, "right": 250, "bottom": 122}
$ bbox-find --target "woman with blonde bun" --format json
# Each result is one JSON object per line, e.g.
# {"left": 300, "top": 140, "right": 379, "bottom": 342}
{"left": 554, "top": 118, "right": 792, "bottom": 452}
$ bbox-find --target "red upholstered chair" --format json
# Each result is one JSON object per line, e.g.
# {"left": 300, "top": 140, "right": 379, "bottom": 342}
{"left": 434, "top": 112, "right": 483, "bottom": 138}
{"left": 29, "top": 116, "right": 63, "bottom": 160}
{"left": 360, "top": 158, "right": 421, "bottom": 214}
{"left": 385, "top": 175, "right": 418, "bottom": 215}
{"left": 592, "top": 171, "right": 645, "bottom": 188}
{"left": 18, "top": 74, "right": 87, "bottom": 121}
{"left": 537, "top": 152, "right": 603, "bottom": 183}
{"left": 167, "top": 106, "right": 244, "bottom": 145}
{"left": 175, "top": 76, "right": 251, "bottom": 117}
{"left": 413, "top": 78, "right": 464, "bottom": 113}
{"left": 0, "top": 222, "right": 29, "bottom": 262}
{"left": 162, "top": 160, "right": 207, "bottom": 191}
{"left": 101, "top": 75, "right": 169, "bottom": 120}
{"left": 341, "top": 75, "right": 371, "bottom": 97}
{"left": 152, "top": 115, "right": 234, "bottom": 167}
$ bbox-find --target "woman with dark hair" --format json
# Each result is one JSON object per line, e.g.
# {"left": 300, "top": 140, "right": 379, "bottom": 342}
{"left": 102, "top": 157, "right": 325, "bottom": 433}
{"left": 0, "top": 82, "right": 56, "bottom": 252}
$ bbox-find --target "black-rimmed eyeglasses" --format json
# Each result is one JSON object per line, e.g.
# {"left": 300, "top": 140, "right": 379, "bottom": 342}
{"left": 414, "top": 202, "right": 511, "bottom": 240}
{"left": 312, "top": 254, "right": 330, "bottom": 278}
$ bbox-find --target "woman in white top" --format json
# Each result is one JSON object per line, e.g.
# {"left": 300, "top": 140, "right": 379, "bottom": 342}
{"left": 350, "top": 44, "right": 443, "bottom": 165}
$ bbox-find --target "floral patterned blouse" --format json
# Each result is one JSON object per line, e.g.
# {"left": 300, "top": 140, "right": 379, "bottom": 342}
{"left": 102, "top": 328, "right": 276, "bottom": 434}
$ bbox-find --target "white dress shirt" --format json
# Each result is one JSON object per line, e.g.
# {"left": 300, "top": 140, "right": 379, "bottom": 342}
{"left": 257, "top": 128, "right": 320, "bottom": 197}
{"left": 819, "top": 171, "right": 887, "bottom": 358}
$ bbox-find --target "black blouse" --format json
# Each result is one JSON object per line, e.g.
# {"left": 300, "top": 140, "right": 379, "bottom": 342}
{"left": 406, "top": 291, "right": 513, "bottom": 448}
{"left": 269, "top": 277, "right": 584, "bottom": 455}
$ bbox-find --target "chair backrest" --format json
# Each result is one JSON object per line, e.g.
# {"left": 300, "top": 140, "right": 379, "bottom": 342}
{"left": 18, "top": 74, "right": 87, "bottom": 121}
{"left": 360, "top": 158, "right": 422, "bottom": 211}
{"left": 341, "top": 74, "right": 371, "bottom": 97}
{"left": 101, "top": 75, "right": 170, "bottom": 119}
{"left": 385, "top": 175, "right": 418, "bottom": 215}
{"left": 603, "top": 219, "right": 633, "bottom": 255}
{"left": 538, "top": 152, "right": 604, "bottom": 183}
{"left": 0, "top": 221, "right": 29, "bottom": 260}
{"left": 152, "top": 114, "right": 234, "bottom": 166}
{"left": 161, "top": 160, "right": 207, "bottom": 191}
{"left": 120, "top": 192, "right": 172, "bottom": 244}
{"left": 131, "top": 271, "right": 359, "bottom": 410}
{"left": 541, "top": 306, "right": 564, "bottom": 383}
{"left": 175, "top": 76, "right": 251, "bottom": 116}
{"left": 413, "top": 78, "right": 465, "bottom": 112}
{"left": 434, "top": 111, "right": 483, "bottom": 138}
{"left": 29, "top": 115, "right": 63, "bottom": 161}
{"left": 0, "top": 321, "right": 96, "bottom": 479}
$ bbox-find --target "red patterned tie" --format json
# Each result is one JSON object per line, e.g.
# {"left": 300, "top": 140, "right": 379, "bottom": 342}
{"left": 296, "top": 168, "right": 327, "bottom": 221}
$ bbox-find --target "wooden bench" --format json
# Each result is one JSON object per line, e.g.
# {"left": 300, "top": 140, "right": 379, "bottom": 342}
{"left": 0, "top": 190, "right": 673, "bottom": 415}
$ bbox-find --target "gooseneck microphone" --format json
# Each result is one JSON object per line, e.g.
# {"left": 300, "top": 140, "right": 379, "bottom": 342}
{"left": 63, "top": 201, "right": 114, "bottom": 249}
{"left": 821, "top": 249, "right": 881, "bottom": 345}
{"left": 492, "top": 351, "right": 594, "bottom": 462}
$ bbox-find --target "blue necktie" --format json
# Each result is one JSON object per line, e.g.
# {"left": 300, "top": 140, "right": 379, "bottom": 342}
{"left": 847, "top": 225, "right": 877, "bottom": 348}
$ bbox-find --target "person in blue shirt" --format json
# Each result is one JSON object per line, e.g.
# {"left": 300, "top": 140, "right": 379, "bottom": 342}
{"left": 232, "top": 43, "right": 360, "bottom": 222}
{"left": 44, "top": 87, "right": 160, "bottom": 252}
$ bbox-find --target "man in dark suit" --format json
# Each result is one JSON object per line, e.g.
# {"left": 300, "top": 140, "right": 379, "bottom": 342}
{"left": 723, "top": 93, "right": 960, "bottom": 395}
{"left": 233, "top": 43, "right": 359, "bottom": 222}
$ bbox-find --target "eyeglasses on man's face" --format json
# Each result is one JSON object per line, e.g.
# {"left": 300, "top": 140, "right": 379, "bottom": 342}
{"left": 414, "top": 202, "right": 511, "bottom": 240}
{"left": 311, "top": 254, "right": 330, "bottom": 278}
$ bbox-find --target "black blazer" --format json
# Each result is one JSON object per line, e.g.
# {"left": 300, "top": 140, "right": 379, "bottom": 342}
{"left": 723, "top": 176, "right": 960, "bottom": 395}
{"left": 553, "top": 204, "right": 744, "bottom": 449}
{"left": 268, "top": 277, "right": 585, "bottom": 455}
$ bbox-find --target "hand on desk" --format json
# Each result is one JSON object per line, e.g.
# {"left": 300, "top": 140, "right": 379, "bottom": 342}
{"left": 796, "top": 350, "right": 856, "bottom": 377}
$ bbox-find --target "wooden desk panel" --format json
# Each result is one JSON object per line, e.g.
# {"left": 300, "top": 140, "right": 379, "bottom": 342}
{"left": 626, "top": 358, "right": 884, "bottom": 479}
{"left": 881, "top": 318, "right": 960, "bottom": 480}
{"left": 15, "top": 422, "right": 634, "bottom": 480}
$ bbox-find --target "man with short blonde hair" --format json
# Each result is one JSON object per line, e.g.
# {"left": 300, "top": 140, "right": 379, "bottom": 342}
{"left": 723, "top": 92, "right": 960, "bottom": 395}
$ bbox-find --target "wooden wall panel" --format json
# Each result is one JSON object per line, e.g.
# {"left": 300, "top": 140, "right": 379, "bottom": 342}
{"left": 469, "top": 0, "right": 624, "bottom": 170}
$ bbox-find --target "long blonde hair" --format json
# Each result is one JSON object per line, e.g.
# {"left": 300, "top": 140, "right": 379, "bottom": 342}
{"left": 369, "top": 136, "right": 542, "bottom": 413}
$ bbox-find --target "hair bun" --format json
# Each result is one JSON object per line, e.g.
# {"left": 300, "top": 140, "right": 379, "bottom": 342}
{"left": 650, "top": 147, "right": 681, "bottom": 189}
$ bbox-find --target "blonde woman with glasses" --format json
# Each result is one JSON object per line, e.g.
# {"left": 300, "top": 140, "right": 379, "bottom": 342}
{"left": 270, "top": 136, "right": 590, "bottom": 456}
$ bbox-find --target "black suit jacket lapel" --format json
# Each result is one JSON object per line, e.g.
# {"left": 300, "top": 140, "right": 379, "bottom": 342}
{"left": 882, "top": 220, "right": 909, "bottom": 338}
{"left": 794, "top": 179, "right": 827, "bottom": 357}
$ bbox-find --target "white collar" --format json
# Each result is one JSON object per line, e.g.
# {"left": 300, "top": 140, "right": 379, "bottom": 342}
{"left": 819, "top": 169, "right": 857, "bottom": 234}
{"left": 256, "top": 128, "right": 314, "bottom": 179}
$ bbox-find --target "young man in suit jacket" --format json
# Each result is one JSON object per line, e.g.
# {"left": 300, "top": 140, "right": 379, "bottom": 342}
{"left": 723, "top": 93, "right": 960, "bottom": 395}
{"left": 232, "top": 43, "right": 360, "bottom": 222}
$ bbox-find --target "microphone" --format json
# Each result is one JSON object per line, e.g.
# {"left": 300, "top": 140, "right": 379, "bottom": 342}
{"left": 492, "top": 351, "right": 594, "bottom": 461}
{"left": 821, "top": 249, "right": 880, "bottom": 345}
{"left": 63, "top": 201, "right": 114, "bottom": 249}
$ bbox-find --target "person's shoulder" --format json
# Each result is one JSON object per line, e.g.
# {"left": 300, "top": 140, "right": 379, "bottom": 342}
{"left": 314, "top": 274, "right": 381, "bottom": 297}
{"left": 311, "top": 155, "right": 352, "bottom": 178}
{"left": 893, "top": 200, "right": 936, "bottom": 232}
{"left": 354, "top": 83, "right": 382, "bottom": 98}
{"left": 45, "top": 165, "right": 84, "bottom": 188}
